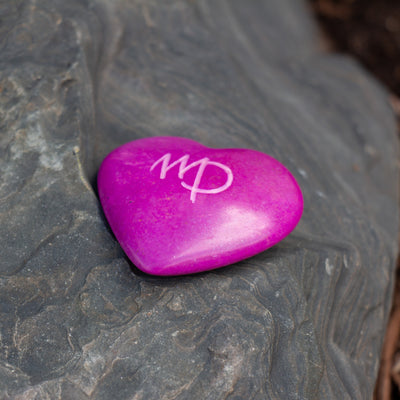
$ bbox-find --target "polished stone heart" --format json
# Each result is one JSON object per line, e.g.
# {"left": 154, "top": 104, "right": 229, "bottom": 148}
{"left": 98, "top": 137, "right": 303, "bottom": 276}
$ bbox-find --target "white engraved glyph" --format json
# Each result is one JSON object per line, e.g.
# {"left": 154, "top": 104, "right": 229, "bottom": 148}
{"left": 150, "top": 153, "right": 233, "bottom": 203}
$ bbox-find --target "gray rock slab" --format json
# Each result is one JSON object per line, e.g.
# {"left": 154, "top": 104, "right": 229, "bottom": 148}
{"left": 0, "top": 0, "right": 398, "bottom": 399}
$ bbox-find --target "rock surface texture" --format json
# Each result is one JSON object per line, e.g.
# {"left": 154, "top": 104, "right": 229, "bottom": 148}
{"left": 0, "top": 0, "right": 398, "bottom": 399}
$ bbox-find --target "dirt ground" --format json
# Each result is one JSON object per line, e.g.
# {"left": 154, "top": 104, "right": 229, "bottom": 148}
{"left": 308, "top": 1, "right": 400, "bottom": 399}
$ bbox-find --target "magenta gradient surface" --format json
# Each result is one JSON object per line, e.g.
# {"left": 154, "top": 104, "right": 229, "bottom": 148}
{"left": 97, "top": 137, "right": 303, "bottom": 276}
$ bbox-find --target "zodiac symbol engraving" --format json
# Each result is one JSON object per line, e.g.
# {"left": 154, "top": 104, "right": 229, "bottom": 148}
{"left": 150, "top": 153, "right": 233, "bottom": 203}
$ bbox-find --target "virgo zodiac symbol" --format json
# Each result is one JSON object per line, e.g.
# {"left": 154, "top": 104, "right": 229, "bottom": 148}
{"left": 150, "top": 153, "right": 233, "bottom": 203}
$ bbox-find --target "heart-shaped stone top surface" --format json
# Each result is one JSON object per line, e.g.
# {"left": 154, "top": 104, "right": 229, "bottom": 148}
{"left": 98, "top": 137, "right": 303, "bottom": 276}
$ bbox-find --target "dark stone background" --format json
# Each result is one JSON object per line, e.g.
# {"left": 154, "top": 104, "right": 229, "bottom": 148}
{"left": 0, "top": 0, "right": 398, "bottom": 398}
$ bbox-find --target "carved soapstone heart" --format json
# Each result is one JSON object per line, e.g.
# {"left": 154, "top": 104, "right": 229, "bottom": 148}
{"left": 98, "top": 137, "right": 303, "bottom": 276}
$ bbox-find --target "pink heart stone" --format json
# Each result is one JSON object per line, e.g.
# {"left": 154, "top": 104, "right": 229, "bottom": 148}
{"left": 98, "top": 137, "right": 303, "bottom": 276}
